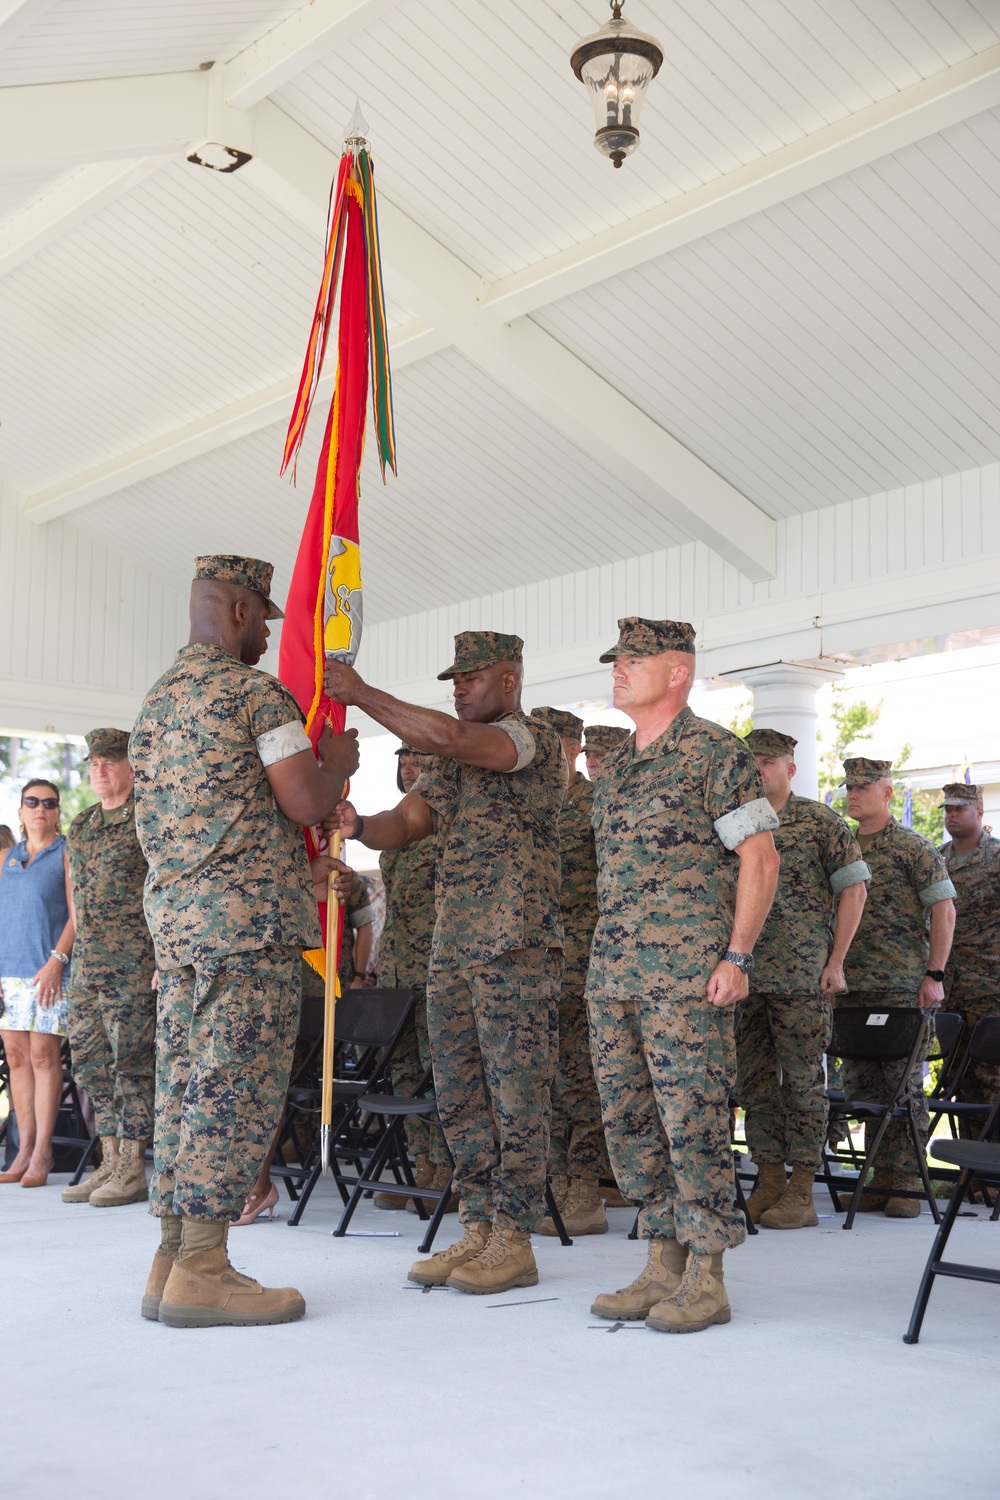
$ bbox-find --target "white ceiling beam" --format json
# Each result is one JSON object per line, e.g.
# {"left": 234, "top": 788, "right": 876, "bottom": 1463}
{"left": 0, "top": 71, "right": 208, "bottom": 169}
{"left": 0, "top": 156, "right": 175, "bottom": 279}
{"left": 0, "top": 0, "right": 58, "bottom": 51}
{"left": 484, "top": 42, "right": 1000, "bottom": 319}
{"left": 223, "top": 0, "right": 402, "bottom": 111}
{"left": 248, "top": 104, "right": 776, "bottom": 581}
{"left": 20, "top": 319, "right": 446, "bottom": 523}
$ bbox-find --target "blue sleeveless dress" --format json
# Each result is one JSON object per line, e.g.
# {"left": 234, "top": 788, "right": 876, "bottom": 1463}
{"left": 0, "top": 836, "right": 70, "bottom": 1035}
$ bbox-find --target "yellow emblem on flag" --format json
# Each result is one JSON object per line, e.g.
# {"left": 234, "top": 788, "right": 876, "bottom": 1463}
{"left": 323, "top": 536, "right": 363, "bottom": 663}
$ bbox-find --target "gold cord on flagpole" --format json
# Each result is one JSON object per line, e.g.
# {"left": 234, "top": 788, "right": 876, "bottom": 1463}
{"left": 320, "top": 827, "right": 342, "bottom": 1175}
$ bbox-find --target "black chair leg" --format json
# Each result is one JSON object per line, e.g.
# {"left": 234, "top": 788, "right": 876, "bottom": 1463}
{"left": 544, "top": 1178, "right": 573, "bottom": 1246}
{"left": 903, "top": 1170, "right": 969, "bottom": 1344}
{"left": 287, "top": 1160, "right": 323, "bottom": 1227}
{"left": 907, "top": 1108, "right": 942, "bottom": 1224}
{"left": 417, "top": 1171, "right": 454, "bottom": 1255}
{"left": 734, "top": 1161, "right": 757, "bottom": 1235}
{"left": 68, "top": 1132, "right": 101, "bottom": 1187}
{"left": 332, "top": 1115, "right": 407, "bottom": 1237}
{"left": 628, "top": 1210, "right": 639, "bottom": 1241}
{"left": 843, "top": 1113, "right": 894, "bottom": 1229}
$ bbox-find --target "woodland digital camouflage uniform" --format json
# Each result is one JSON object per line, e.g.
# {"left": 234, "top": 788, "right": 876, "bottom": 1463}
{"left": 66, "top": 780, "right": 156, "bottom": 1142}
{"left": 842, "top": 812, "right": 956, "bottom": 1174}
{"left": 415, "top": 696, "right": 565, "bottom": 1232}
{"left": 941, "top": 797, "right": 1000, "bottom": 1125}
{"left": 586, "top": 696, "right": 778, "bottom": 1254}
{"left": 736, "top": 790, "right": 869, "bottom": 1169}
{"left": 379, "top": 832, "right": 448, "bottom": 1166}
{"left": 530, "top": 708, "right": 608, "bottom": 1182}
{"left": 131, "top": 641, "right": 320, "bottom": 1221}
{"left": 337, "top": 872, "right": 375, "bottom": 992}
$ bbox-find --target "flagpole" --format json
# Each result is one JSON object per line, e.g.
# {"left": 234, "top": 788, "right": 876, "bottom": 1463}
{"left": 320, "top": 828, "right": 342, "bottom": 1174}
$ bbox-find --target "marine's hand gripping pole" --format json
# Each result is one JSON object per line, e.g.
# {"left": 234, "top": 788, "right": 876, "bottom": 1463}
{"left": 320, "top": 826, "right": 342, "bottom": 1175}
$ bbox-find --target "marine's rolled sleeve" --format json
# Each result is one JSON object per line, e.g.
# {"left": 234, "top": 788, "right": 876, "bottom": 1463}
{"left": 919, "top": 877, "right": 958, "bottom": 907}
{"left": 830, "top": 859, "right": 871, "bottom": 895}
{"left": 496, "top": 717, "right": 536, "bottom": 772}
{"left": 713, "top": 797, "right": 778, "bottom": 850}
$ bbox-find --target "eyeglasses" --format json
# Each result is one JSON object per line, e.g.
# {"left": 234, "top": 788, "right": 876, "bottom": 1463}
{"left": 21, "top": 796, "right": 59, "bottom": 810}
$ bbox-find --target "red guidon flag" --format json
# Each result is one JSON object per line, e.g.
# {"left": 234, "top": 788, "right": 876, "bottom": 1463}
{"left": 278, "top": 140, "right": 396, "bottom": 974}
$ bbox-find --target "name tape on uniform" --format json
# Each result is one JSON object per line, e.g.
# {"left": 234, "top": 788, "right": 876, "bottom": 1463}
{"left": 866, "top": 1013, "right": 889, "bottom": 1026}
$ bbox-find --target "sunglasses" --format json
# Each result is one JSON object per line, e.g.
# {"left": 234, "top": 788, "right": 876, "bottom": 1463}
{"left": 22, "top": 796, "right": 59, "bottom": 810}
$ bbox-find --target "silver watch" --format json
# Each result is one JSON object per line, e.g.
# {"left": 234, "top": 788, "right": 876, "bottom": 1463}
{"left": 50, "top": 949, "right": 70, "bottom": 966}
{"left": 723, "top": 950, "right": 754, "bottom": 975}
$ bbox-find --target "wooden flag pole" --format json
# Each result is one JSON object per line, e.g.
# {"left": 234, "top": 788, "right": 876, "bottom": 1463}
{"left": 320, "top": 828, "right": 342, "bottom": 1175}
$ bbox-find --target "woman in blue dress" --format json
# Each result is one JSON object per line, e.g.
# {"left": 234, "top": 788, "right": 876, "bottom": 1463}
{"left": 0, "top": 779, "right": 76, "bottom": 1186}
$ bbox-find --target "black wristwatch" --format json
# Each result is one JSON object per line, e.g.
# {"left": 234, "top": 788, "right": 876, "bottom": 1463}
{"left": 925, "top": 969, "right": 945, "bottom": 983}
{"left": 724, "top": 950, "right": 754, "bottom": 975}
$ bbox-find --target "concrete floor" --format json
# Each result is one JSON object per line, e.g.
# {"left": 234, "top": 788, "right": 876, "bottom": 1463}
{"left": 3, "top": 1173, "right": 999, "bottom": 1500}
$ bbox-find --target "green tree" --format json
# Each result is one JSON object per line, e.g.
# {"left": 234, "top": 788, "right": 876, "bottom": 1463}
{"left": 726, "top": 699, "right": 754, "bottom": 740}
{"left": 817, "top": 687, "right": 883, "bottom": 801}
{"left": 892, "top": 744, "right": 944, "bottom": 845}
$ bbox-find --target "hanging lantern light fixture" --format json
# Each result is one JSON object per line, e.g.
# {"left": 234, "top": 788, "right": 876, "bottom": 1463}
{"left": 569, "top": 2, "right": 664, "bottom": 168}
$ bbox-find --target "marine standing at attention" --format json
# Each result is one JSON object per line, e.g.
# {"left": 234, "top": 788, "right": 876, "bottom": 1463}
{"left": 586, "top": 618, "right": 780, "bottom": 1335}
{"left": 325, "top": 631, "right": 566, "bottom": 1297}
{"left": 130, "top": 555, "right": 358, "bottom": 1329}
{"left": 736, "top": 728, "right": 869, "bottom": 1230}
{"left": 63, "top": 728, "right": 157, "bottom": 1209}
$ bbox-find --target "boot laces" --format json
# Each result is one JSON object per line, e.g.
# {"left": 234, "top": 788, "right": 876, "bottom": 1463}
{"left": 436, "top": 1227, "right": 486, "bottom": 1263}
{"left": 670, "top": 1257, "right": 715, "bottom": 1308}
{"left": 478, "top": 1228, "right": 518, "bottom": 1269}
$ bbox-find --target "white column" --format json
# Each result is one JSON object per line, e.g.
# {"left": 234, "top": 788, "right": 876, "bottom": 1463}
{"left": 731, "top": 663, "right": 845, "bottom": 800}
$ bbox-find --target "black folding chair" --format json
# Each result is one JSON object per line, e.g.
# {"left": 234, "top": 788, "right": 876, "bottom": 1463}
{"left": 903, "top": 1094, "right": 1000, "bottom": 1344}
{"left": 822, "top": 1006, "right": 940, "bottom": 1229}
{"left": 273, "top": 988, "right": 415, "bottom": 1227}
{"left": 928, "top": 1016, "right": 1000, "bottom": 1141}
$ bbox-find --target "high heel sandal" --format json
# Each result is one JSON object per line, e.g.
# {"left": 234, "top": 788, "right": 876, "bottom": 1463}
{"left": 232, "top": 1184, "right": 279, "bottom": 1226}
{"left": 21, "top": 1157, "right": 54, "bottom": 1188}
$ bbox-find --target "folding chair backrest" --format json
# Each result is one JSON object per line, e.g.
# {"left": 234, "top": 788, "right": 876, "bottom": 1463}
{"left": 967, "top": 1016, "right": 1000, "bottom": 1068}
{"left": 931, "top": 1012, "right": 964, "bottom": 1066}
{"left": 335, "top": 988, "right": 414, "bottom": 1050}
{"left": 830, "top": 1006, "right": 924, "bottom": 1063}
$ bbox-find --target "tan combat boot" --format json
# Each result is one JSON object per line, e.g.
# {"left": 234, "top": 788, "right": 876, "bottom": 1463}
{"left": 445, "top": 1223, "right": 538, "bottom": 1295}
{"left": 646, "top": 1251, "right": 731, "bottom": 1334}
{"left": 142, "top": 1214, "right": 182, "bottom": 1321}
{"left": 759, "top": 1163, "right": 818, "bottom": 1229}
{"left": 62, "top": 1137, "right": 119, "bottom": 1203}
{"left": 885, "top": 1172, "right": 922, "bottom": 1218}
{"left": 429, "top": 1163, "right": 459, "bottom": 1212}
{"left": 591, "top": 1238, "right": 687, "bottom": 1320}
{"left": 90, "top": 1139, "right": 149, "bottom": 1207}
{"left": 158, "top": 1222, "right": 305, "bottom": 1328}
{"left": 601, "top": 1182, "right": 636, "bottom": 1210}
{"left": 407, "top": 1220, "right": 491, "bottom": 1286}
{"left": 746, "top": 1162, "right": 786, "bottom": 1224}
{"left": 543, "top": 1177, "right": 608, "bottom": 1236}
{"left": 856, "top": 1168, "right": 893, "bottom": 1212}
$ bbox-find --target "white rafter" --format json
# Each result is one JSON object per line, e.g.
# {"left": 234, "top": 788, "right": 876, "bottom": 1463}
{"left": 0, "top": 0, "right": 58, "bottom": 51}
{"left": 484, "top": 42, "right": 1000, "bottom": 319}
{"left": 20, "top": 320, "right": 446, "bottom": 524}
{"left": 0, "top": 156, "right": 175, "bottom": 279}
{"left": 0, "top": 71, "right": 208, "bottom": 169}
{"left": 222, "top": 0, "right": 402, "bottom": 111}
{"left": 245, "top": 103, "right": 777, "bottom": 581}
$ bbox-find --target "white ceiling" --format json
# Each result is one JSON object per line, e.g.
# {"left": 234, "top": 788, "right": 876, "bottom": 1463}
{"left": 1, "top": 0, "right": 999, "bottom": 624}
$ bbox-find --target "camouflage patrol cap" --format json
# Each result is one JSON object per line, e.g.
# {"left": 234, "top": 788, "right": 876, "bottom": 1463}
{"left": 843, "top": 756, "right": 893, "bottom": 787}
{"left": 83, "top": 728, "right": 130, "bottom": 761}
{"left": 437, "top": 630, "right": 524, "bottom": 681}
{"left": 745, "top": 727, "right": 798, "bottom": 757}
{"left": 394, "top": 742, "right": 417, "bottom": 756}
{"left": 942, "top": 782, "right": 984, "bottom": 807}
{"left": 583, "top": 725, "right": 630, "bottom": 755}
{"left": 193, "top": 555, "right": 284, "bottom": 620}
{"left": 530, "top": 707, "right": 584, "bottom": 740}
{"left": 599, "top": 617, "right": 696, "bottom": 663}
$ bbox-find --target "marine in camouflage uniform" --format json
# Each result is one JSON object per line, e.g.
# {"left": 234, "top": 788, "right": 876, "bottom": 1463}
{"left": 338, "top": 872, "right": 375, "bottom": 992}
{"left": 325, "top": 630, "right": 565, "bottom": 1295}
{"left": 587, "top": 618, "right": 779, "bottom": 1334}
{"left": 940, "top": 783, "right": 1000, "bottom": 1129}
{"left": 530, "top": 707, "right": 612, "bottom": 1235}
{"left": 374, "top": 743, "right": 449, "bottom": 1207}
{"left": 583, "top": 724, "right": 630, "bottom": 782}
{"left": 63, "top": 728, "right": 157, "bottom": 1207}
{"left": 840, "top": 757, "right": 956, "bottom": 1213}
{"left": 735, "top": 727, "right": 870, "bottom": 1228}
{"left": 130, "top": 555, "right": 358, "bottom": 1329}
